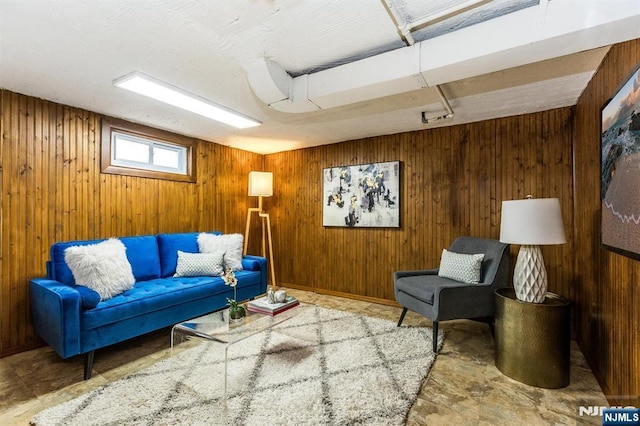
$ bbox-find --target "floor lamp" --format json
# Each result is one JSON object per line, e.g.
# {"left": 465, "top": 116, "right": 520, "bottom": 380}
{"left": 244, "top": 171, "right": 276, "bottom": 289}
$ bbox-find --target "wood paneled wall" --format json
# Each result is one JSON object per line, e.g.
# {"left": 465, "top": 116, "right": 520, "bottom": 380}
{"left": 264, "top": 108, "right": 574, "bottom": 304}
{"left": 573, "top": 39, "right": 640, "bottom": 406}
{"left": 0, "top": 89, "right": 263, "bottom": 356}
{"left": 8, "top": 52, "right": 635, "bottom": 404}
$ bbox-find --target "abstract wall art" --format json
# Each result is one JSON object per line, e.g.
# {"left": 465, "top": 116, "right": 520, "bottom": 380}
{"left": 323, "top": 161, "right": 400, "bottom": 228}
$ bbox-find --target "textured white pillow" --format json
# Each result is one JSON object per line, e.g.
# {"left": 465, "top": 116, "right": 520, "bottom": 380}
{"left": 64, "top": 238, "right": 135, "bottom": 300}
{"left": 197, "top": 233, "right": 244, "bottom": 271}
{"left": 437, "top": 249, "right": 485, "bottom": 284}
{"left": 174, "top": 250, "right": 225, "bottom": 277}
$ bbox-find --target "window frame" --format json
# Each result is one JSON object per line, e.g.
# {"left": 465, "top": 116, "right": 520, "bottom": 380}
{"left": 101, "top": 117, "right": 196, "bottom": 183}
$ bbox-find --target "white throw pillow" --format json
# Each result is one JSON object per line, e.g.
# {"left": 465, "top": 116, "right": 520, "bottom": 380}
{"left": 197, "top": 233, "right": 244, "bottom": 271}
{"left": 64, "top": 238, "right": 135, "bottom": 300}
{"left": 174, "top": 250, "right": 225, "bottom": 277}
{"left": 437, "top": 249, "right": 485, "bottom": 284}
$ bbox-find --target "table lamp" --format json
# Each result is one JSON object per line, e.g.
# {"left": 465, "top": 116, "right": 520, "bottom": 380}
{"left": 244, "top": 171, "right": 276, "bottom": 288}
{"left": 499, "top": 196, "right": 567, "bottom": 303}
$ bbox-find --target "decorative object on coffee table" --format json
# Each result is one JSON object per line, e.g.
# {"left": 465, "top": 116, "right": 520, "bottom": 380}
{"left": 499, "top": 196, "right": 567, "bottom": 303}
{"left": 266, "top": 287, "right": 276, "bottom": 303}
{"left": 274, "top": 289, "right": 287, "bottom": 303}
{"left": 244, "top": 171, "right": 277, "bottom": 288}
{"left": 247, "top": 295, "right": 300, "bottom": 316}
{"left": 266, "top": 287, "right": 287, "bottom": 303}
{"left": 228, "top": 301, "right": 245, "bottom": 322}
{"left": 222, "top": 267, "right": 245, "bottom": 321}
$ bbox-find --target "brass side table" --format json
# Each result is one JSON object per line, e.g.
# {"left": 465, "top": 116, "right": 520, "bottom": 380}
{"left": 494, "top": 288, "right": 570, "bottom": 389}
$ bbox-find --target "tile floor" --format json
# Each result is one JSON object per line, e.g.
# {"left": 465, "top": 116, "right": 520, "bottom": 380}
{"left": 0, "top": 289, "right": 607, "bottom": 425}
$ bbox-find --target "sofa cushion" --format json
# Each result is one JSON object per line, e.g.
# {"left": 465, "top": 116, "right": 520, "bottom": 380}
{"left": 174, "top": 250, "right": 225, "bottom": 277}
{"left": 157, "top": 232, "right": 221, "bottom": 277}
{"left": 394, "top": 275, "right": 437, "bottom": 304}
{"left": 50, "top": 235, "right": 161, "bottom": 285}
{"left": 64, "top": 239, "right": 135, "bottom": 300}
{"left": 395, "top": 275, "right": 469, "bottom": 305}
{"left": 80, "top": 270, "right": 261, "bottom": 330}
{"left": 119, "top": 235, "right": 161, "bottom": 281}
{"left": 197, "top": 233, "right": 244, "bottom": 271}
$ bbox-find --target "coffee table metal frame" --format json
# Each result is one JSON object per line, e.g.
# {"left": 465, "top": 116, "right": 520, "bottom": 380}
{"left": 170, "top": 303, "right": 302, "bottom": 400}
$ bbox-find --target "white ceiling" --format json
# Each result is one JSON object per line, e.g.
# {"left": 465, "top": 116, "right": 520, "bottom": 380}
{"left": 1, "top": 0, "right": 639, "bottom": 154}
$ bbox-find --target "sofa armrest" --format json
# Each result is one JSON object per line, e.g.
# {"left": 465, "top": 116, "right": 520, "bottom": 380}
{"left": 241, "top": 255, "right": 268, "bottom": 293}
{"left": 435, "top": 283, "right": 497, "bottom": 321}
{"left": 29, "top": 279, "right": 82, "bottom": 359}
{"left": 241, "top": 255, "right": 265, "bottom": 271}
{"left": 394, "top": 269, "right": 438, "bottom": 281}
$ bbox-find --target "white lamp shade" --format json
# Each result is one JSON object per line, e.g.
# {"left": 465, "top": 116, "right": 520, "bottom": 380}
{"left": 248, "top": 171, "right": 273, "bottom": 196}
{"left": 499, "top": 198, "right": 567, "bottom": 245}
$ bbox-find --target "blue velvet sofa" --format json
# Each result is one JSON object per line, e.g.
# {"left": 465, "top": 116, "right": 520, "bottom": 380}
{"left": 29, "top": 232, "right": 267, "bottom": 379}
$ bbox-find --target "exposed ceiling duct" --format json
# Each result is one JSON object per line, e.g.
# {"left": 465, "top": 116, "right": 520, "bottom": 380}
{"left": 245, "top": 1, "right": 640, "bottom": 116}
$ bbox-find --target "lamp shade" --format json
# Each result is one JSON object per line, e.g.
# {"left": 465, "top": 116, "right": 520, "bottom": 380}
{"left": 499, "top": 198, "right": 566, "bottom": 245}
{"left": 248, "top": 171, "right": 273, "bottom": 197}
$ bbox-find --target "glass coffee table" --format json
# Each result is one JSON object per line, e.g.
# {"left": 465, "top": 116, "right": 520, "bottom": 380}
{"left": 170, "top": 302, "right": 305, "bottom": 400}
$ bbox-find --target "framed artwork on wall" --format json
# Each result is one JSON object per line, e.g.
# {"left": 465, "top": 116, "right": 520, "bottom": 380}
{"left": 600, "top": 62, "right": 640, "bottom": 260}
{"left": 323, "top": 161, "right": 400, "bottom": 228}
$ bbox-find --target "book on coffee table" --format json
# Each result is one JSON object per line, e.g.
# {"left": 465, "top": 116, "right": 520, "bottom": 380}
{"left": 247, "top": 296, "right": 300, "bottom": 316}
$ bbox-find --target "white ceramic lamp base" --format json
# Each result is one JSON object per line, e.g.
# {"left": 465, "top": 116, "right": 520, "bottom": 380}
{"left": 513, "top": 245, "right": 548, "bottom": 303}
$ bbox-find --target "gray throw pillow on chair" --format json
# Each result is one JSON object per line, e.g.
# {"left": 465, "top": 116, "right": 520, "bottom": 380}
{"left": 437, "top": 249, "right": 484, "bottom": 284}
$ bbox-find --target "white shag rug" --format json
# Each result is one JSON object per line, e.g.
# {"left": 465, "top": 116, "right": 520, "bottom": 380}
{"left": 32, "top": 306, "right": 442, "bottom": 426}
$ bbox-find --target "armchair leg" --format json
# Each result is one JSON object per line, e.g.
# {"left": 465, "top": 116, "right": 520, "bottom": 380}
{"left": 84, "top": 351, "right": 95, "bottom": 380}
{"left": 432, "top": 321, "right": 439, "bottom": 353}
{"left": 397, "top": 307, "right": 408, "bottom": 327}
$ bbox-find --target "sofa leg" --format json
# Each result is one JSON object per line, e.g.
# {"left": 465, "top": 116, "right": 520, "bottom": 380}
{"left": 397, "top": 307, "right": 408, "bottom": 327}
{"left": 433, "top": 321, "right": 439, "bottom": 353}
{"left": 84, "top": 351, "right": 95, "bottom": 380}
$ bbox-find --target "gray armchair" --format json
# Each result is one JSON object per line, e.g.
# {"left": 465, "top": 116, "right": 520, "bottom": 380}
{"left": 394, "top": 237, "right": 510, "bottom": 352}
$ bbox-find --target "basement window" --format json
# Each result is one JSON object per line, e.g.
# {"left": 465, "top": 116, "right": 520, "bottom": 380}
{"left": 101, "top": 118, "right": 196, "bottom": 182}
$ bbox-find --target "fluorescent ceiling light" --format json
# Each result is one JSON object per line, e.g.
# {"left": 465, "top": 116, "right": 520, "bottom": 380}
{"left": 113, "top": 71, "right": 261, "bottom": 129}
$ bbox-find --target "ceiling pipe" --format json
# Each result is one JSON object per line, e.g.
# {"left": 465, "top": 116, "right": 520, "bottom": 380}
{"left": 422, "top": 85, "right": 454, "bottom": 124}
{"left": 381, "top": 0, "right": 456, "bottom": 124}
